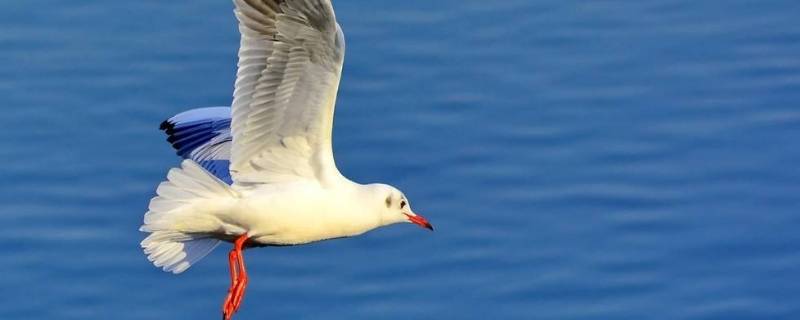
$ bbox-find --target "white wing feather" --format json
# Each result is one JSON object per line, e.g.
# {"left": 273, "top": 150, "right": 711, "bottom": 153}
{"left": 230, "top": 0, "right": 345, "bottom": 186}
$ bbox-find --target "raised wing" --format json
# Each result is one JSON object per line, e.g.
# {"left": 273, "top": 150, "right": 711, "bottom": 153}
{"left": 230, "top": 0, "right": 345, "bottom": 186}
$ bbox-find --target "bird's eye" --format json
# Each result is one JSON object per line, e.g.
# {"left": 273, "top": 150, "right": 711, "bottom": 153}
{"left": 400, "top": 201, "right": 407, "bottom": 209}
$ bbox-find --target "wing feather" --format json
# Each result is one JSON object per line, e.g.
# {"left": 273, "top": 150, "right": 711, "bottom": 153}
{"left": 230, "top": 0, "right": 345, "bottom": 186}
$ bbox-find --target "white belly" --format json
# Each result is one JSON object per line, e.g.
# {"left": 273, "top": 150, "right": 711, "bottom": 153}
{"left": 222, "top": 181, "right": 380, "bottom": 245}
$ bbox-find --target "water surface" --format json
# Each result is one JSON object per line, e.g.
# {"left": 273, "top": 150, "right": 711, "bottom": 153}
{"left": 1, "top": 1, "right": 799, "bottom": 319}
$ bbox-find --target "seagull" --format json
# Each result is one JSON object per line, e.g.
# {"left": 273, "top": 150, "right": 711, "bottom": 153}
{"left": 139, "top": 1, "right": 433, "bottom": 319}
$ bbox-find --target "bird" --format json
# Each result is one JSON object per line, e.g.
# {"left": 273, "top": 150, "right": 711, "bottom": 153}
{"left": 139, "top": 1, "right": 433, "bottom": 319}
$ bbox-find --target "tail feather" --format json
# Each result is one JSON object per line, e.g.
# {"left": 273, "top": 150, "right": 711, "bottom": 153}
{"left": 142, "top": 232, "right": 220, "bottom": 274}
{"left": 140, "top": 160, "right": 237, "bottom": 274}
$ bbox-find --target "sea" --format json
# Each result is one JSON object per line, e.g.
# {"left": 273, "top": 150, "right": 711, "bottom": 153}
{"left": 1, "top": 1, "right": 799, "bottom": 319}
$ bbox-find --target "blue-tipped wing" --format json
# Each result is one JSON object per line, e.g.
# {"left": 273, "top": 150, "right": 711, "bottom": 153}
{"left": 160, "top": 107, "right": 233, "bottom": 184}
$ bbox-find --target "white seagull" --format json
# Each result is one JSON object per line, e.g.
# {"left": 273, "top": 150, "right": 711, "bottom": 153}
{"left": 139, "top": 1, "right": 433, "bottom": 319}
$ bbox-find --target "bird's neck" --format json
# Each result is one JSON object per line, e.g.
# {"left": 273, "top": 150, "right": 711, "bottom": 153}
{"left": 322, "top": 181, "right": 387, "bottom": 237}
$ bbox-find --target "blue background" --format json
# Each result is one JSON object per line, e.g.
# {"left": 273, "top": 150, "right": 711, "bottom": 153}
{"left": 1, "top": 1, "right": 799, "bottom": 319}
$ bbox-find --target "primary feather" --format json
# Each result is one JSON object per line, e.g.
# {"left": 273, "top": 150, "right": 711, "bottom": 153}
{"left": 160, "top": 107, "right": 233, "bottom": 184}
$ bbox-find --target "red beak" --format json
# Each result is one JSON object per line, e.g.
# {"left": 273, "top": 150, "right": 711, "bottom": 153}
{"left": 404, "top": 213, "right": 434, "bottom": 231}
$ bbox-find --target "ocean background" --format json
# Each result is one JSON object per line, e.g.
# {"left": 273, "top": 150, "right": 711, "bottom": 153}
{"left": 1, "top": 1, "right": 799, "bottom": 319}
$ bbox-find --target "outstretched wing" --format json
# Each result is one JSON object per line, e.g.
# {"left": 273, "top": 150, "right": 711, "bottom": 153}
{"left": 230, "top": 0, "right": 345, "bottom": 187}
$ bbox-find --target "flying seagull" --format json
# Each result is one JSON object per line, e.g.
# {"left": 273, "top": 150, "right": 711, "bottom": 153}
{"left": 139, "top": 1, "right": 433, "bottom": 319}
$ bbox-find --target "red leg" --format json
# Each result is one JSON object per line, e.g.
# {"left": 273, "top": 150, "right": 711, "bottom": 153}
{"left": 231, "top": 236, "right": 249, "bottom": 312}
{"left": 222, "top": 235, "right": 249, "bottom": 320}
{"left": 222, "top": 250, "right": 239, "bottom": 319}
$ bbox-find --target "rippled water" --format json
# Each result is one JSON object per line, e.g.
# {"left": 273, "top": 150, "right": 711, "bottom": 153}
{"left": 2, "top": 1, "right": 799, "bottom": 319}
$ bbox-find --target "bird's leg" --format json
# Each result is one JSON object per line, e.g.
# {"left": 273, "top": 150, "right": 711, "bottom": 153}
{"left": 231, "top": 235, "right": 249, "bottom": 312}
{"left": 222, "top": 234, "right": 249, "bottom": 320}
{"left": 222, "top": 250, "right": 239, "bottom": 319}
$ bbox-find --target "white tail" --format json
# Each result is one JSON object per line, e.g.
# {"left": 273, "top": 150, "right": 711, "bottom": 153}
{"left": 140, "top": 160, "right": 238, "bottom": 274}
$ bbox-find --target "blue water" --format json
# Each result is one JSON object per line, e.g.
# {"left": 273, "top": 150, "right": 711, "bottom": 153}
{"left": 2, "top": 1, "right": 799, "bottom": 319}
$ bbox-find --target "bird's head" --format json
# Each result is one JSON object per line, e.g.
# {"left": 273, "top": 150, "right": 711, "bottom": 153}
{"left": 370, "top": 184, "right": 433, "bottom": 231}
